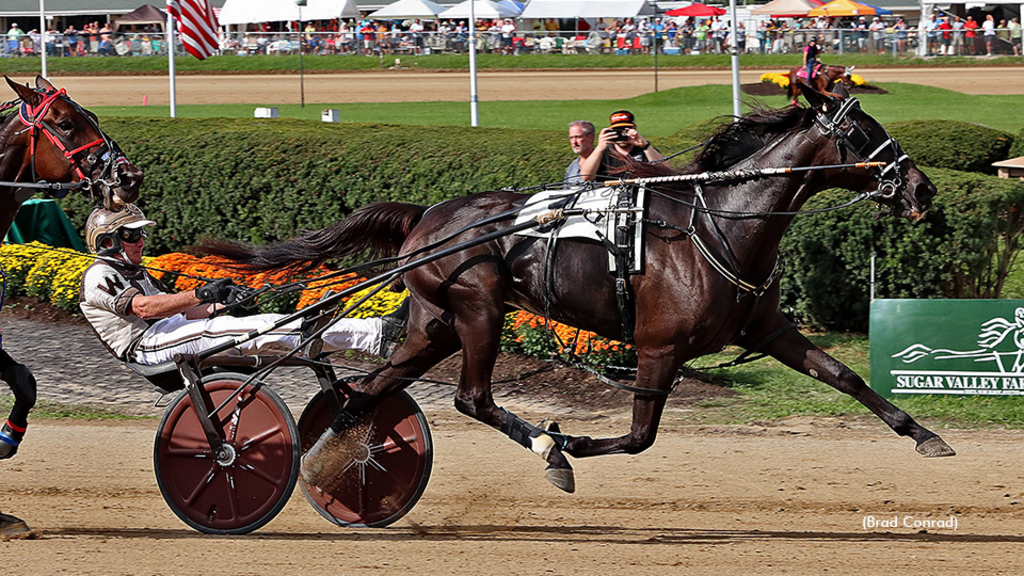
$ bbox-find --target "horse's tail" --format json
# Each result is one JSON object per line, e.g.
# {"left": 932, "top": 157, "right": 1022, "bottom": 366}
{"left": 197, "top": 202, "right": 428, "bottom": 273}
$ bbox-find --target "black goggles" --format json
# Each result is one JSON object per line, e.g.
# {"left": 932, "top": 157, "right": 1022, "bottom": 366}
{"left": 118, "top": 228, "right": 147, "bottom": 244}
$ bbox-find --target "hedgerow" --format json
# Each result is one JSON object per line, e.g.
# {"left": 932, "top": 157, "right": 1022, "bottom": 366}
{"left": 885, "top": 120, "right": 1014, "bottom": 174}
{"left": 781, "top": 167, "right": 1024, "bottom": 331}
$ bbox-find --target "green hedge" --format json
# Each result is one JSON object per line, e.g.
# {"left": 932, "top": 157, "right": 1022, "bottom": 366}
{"left": 886, "top": 120, "right": 1014, "bottom": 174}
{"left": 781, "top": 167, "right": 1024, "bottom": 331}
{"left": 59, "top": 118, "right": 570, "bottom": 254}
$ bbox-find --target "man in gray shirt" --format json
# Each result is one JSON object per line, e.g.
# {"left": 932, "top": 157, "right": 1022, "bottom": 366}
{"left": 565, "top": 119, "right": 596, "bottom": 185}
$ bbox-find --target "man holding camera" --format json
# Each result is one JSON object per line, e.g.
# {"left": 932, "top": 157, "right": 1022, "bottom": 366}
{"left": 78, "top": 204, "right": 406, "bottom": 367}
{"left": 578, "top": 109, "right": 665, "bottom": 182}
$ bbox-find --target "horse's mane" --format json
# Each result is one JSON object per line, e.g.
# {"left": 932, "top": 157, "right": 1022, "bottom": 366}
{"left": 626, "top": 106, "right": 814, "bottom": 180}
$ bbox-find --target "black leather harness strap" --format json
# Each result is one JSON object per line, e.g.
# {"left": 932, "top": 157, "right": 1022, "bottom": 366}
{"left": 612, "top": 186, "right": 638, "bottom": 344}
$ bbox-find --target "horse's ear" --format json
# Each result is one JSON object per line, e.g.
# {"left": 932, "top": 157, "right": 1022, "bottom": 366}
{"left": 833, "top": 83, "right": 851, "bottom": 99}
{"left": 5, "top": 76, "right": 40, "bottom": 106}
{"left": 800, "top": 82, "right": 832, "bottom": 109}
{"left": 35, "top": 76, "right": 55, "bottom": 92}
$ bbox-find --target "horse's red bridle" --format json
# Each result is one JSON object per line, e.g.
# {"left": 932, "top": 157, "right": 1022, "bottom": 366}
{"left": 16, "top": 87, "right": 129, "bottom": 192}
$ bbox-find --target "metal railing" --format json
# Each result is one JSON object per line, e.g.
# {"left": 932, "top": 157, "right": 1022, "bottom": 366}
{"left": 2, "top": 28, "right": 1020, "bottom": 59}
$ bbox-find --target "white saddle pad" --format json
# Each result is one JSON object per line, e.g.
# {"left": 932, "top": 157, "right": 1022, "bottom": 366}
{"left": 513, "top": 186, "right": 619, "bottom": 241}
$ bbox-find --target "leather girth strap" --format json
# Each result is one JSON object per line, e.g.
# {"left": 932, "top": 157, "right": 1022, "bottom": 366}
{"left": 613, "top": 186, "right": 637, "bottom": 344}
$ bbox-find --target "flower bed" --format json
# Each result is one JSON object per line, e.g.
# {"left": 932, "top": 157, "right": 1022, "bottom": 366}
{"left": 0, "top": 243, "right": 637, "bottom": 366}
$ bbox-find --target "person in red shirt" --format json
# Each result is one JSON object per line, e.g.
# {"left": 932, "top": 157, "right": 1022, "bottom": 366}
{"left": 964, "top": 15, "right": 979, "bottom": 55}
{"left": 938, "top": 16, "right": 953, "bottom": 56}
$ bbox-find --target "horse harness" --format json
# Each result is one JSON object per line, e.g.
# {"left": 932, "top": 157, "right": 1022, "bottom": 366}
{"left": 813, "top": 96, "right": 910, "bottom": 201}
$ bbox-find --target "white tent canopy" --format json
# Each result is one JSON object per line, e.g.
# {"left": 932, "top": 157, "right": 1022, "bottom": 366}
{"left": 519, "top": 0, "right": 655, "bottom": 19}
{"left": 496, "top": 0, "right": 525, "bottom": 15}
{"left": 749, "top": 0, "right": 817, "bottom": 15}
{"left": 219, "top": 0, "right": 358, "bottom": 25}
{"left": 438, "top": 0, "right": 521, "bottom": 20}
{"left": 368, "top": 0, "right": 447, "bottom": 20}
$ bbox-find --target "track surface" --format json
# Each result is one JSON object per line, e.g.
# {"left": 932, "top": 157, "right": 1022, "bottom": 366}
{"left": 8, "top": 67, "right": 1022, "bottom": 107}
{"left": 1, "top": 418, "right": 1022, "bottom": 575}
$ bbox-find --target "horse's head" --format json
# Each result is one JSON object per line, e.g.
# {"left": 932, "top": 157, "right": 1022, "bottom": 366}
{"left": 803, "top": 85, "right": 935, "bottom": 221}
{"left": 839, "top": 65, "right": 856, "bottom": 86}
{"left": 4, "top": 76, "right": 143, "bottom": 210}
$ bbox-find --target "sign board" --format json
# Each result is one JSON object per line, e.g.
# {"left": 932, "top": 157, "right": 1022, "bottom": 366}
{"left": 870, "top": 299, "right": 1024, "bottom": 397}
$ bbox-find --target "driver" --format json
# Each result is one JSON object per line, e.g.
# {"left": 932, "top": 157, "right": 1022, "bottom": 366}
{"left": 78, "top": 204, "right": 407, "bottom": 366}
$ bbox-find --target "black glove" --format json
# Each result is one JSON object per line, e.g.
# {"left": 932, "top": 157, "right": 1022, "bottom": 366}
{"left": 196, "top": 278, "right": 235, "bottom": 304}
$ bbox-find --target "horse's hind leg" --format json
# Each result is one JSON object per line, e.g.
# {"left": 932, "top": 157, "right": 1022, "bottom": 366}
{"left": 301, "top": 307, "right": 461, "bottom": 485}
{"left": 0, "top": 350, "right": 36, "bottom": 460}
{"left": 747, "top": 316, "right": 955, "bottom": 457}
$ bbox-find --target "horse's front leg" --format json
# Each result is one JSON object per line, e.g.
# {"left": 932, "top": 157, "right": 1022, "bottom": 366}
{"left": 559, "top": 346, "right": 676, "bottom": 458}
{"left": 743, "top": 314, "right": 955, "bottom": 457}
{"left": 0, "top": 350, "right": 36, "bottom": 460}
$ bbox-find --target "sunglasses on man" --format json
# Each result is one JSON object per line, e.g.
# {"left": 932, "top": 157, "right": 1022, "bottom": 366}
{"left": 118, "top": 228, "right": 147, "bottom": 244}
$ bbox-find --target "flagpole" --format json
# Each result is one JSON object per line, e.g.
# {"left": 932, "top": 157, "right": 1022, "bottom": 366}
{"left": 39, "top": 0, "right": 47, "bottom": 77}
{"left": 469, "top": 0, "right": 479, "bottom": 127}
{"left": 729, "top": 0, "right": 742, "bottom": 121}
{"left": 168, "top": 7, "right": 177, "bottom": 118}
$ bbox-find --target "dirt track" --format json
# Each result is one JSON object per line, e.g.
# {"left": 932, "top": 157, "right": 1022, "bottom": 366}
{"left": 2, "top": 415, "right": 1023, "bottom": 575}
{"left": 7, "top": 67, "right": 1022, "bottom": 107}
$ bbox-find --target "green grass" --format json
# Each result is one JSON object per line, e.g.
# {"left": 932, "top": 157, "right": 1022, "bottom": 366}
{"left": 91, "top": 83, "right": 1024, "bottom": 136}
{"left": 684, "top": 333, "right": 1024, "bottom": 429}
{"left": 0, "top": 394, "right": 151, "bottom": 420}
{"left": 6, "top": 52, "right": 1024, "bottom": 75}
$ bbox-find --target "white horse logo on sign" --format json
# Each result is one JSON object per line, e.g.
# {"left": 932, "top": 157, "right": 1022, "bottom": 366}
{"left": 893, "top": 307, "right": 1024, "bottom": 373}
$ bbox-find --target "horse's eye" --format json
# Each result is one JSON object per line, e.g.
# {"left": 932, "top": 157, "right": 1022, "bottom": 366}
{"left": 58, "top": 120, "right": 74, "bottom": 131}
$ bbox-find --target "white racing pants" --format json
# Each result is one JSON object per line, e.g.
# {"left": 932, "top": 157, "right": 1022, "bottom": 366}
{"left": 132, "top": 313, "right": 382, "bottom": 365}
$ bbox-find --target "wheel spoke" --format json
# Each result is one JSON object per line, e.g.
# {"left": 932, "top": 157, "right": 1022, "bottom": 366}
{"left": 184, "top": 463, "right": 219, "bottom": 505}
{"left": 237, "top": 425, "right": 285, "bottom": 452}
{"left": 236, "top": 460, "right": 284, "bottom": 486}
{"left": 370, "top": 434, "right": 418, "bottom": 455}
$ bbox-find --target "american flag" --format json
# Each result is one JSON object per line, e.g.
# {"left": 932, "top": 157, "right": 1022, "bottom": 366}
{"left": 167, "top": 0, "right": 220, "bottom": 60}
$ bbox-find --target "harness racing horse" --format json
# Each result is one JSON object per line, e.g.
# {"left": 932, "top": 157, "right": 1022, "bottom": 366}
{"left": 788, "top": 64, "right": 855, "bottom": 106}
{"left": 205, "top": 86, "right": 953, "bottom": 497}
{"left": 0, "top": 76, "right": 143, "bottom": 538}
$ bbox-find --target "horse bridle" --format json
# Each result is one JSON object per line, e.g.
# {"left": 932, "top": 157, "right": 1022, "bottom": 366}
{"left": 13, "top": 86, "right": 132, "bottom": 197}
{"left": 813, "top": 96, "right": 909, "bottom": 201}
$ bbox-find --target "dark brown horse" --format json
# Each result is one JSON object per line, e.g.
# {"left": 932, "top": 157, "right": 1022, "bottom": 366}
{"left": 0, "top": 76, "right": 142, "bottom": 538}
{"left": 206, "top": 87, "right": 953, "bottom": 497}
{"left": 788, "top": 64, "right": 855, "bottom": 105}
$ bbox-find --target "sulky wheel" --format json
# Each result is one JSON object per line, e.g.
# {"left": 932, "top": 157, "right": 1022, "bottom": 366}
{"left": 298, "top": 388, "right": 432, "bottom": 528}
{"left": 153, "top": 373, "right": 300, "bottom": 534}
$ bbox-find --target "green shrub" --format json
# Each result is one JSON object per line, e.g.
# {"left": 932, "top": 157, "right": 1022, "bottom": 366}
{"left": 886, "top": 120, "right": 1013, "bottom": 174}
{"left": 59, "top": 118, "right": 569, "bottom": 254}
{"left": 1010, "top": 127, "right": 1024, "bottom": 159}
{"left": 782, "top": 167, "right": 1024, "bottom": 330}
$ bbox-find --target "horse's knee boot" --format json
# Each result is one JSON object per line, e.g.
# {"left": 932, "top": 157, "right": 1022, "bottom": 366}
{"left": 300, "top": 409, "right": 360, "bottom": 486}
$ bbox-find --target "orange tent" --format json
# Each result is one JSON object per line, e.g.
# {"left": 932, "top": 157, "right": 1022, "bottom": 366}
{"left": 808, "top": 0, "right": 876, "bottom": 17}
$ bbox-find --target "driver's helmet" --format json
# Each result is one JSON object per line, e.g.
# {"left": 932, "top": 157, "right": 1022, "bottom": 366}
{"left": 85, "top": 203, "right": 155, "bottom": 256}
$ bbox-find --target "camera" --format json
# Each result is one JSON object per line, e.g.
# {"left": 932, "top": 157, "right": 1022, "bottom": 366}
{"left": 609, "top": 128, "right": 630, "bottom": 142}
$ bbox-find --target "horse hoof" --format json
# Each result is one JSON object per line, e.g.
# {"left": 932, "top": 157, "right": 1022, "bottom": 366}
{"left": 545, "top": 467, "right": 576, "bottom": 494}
{"left": 0, "top": 514, "right": 36, "bottom": 541}
{"left": 916, "top": 436, "right": 956, "bottom": 458}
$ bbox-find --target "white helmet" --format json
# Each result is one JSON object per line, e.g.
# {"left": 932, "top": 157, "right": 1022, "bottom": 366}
{"left": 85, "top": 203, "right": 155, "bottom": 256}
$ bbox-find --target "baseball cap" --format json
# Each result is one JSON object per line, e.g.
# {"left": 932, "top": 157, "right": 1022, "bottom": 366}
{"left": 609, "top": 109, "right": 636, "bottom": 128}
